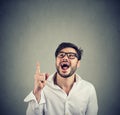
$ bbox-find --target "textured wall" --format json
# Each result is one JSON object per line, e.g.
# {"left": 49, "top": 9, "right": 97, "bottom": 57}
{"left": 0, "top": 0, "right": 120, "bottom": 115}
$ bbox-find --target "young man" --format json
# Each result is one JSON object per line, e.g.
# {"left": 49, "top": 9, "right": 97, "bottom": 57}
{"left": 24, "top": 42, "right": 98, "bottom": 115}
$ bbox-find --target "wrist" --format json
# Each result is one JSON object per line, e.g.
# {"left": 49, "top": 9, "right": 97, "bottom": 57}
{"left": 33, "top": 90, "right": 41, "bottom": 103}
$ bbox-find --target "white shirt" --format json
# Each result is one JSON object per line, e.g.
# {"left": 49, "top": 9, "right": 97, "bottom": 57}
{"left": 24, "top": 74, "right": 98, "bottom": 115}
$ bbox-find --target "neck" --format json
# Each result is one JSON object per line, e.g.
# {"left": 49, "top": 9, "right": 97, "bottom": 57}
{"left": 55, "top": 73, "right": 76, "bottom": 95}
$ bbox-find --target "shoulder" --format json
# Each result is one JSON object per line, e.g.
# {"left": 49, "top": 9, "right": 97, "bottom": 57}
{"left": 81, "top": 79, "right": 95, "bottom": 88}
{"left": 76, "top": 74, "right": 96, "bottom": 91}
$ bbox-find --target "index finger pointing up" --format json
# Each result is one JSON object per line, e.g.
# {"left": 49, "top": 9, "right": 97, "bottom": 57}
{"left": 36, "top": 62, "right": 40, "bottom": 74}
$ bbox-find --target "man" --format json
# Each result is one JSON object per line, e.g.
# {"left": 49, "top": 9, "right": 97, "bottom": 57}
{"left": 24, "top": 42, "right": 98, "bottom": 115}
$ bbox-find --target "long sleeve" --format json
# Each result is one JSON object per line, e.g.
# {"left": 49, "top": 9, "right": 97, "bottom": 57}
{"left": 86, "top": 85, "right": 98, "bottom": 115}
{"left": 24, "top": 91, "right": 46, "bottom": 115}
{"left": 24, "top": 75, "right": 98, "bottom": 115}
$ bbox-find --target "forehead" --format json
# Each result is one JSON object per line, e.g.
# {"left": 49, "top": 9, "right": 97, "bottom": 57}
{"left": 60, "top": 47, "right": 77, "bottom": 53}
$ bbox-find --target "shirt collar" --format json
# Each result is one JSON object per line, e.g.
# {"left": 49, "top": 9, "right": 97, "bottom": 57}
{"left": 47, "top": 73, "right": 82, "bottom": 85}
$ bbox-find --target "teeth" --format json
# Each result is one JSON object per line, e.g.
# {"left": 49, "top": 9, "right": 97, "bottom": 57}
{"left": 61, "top": 63, "right": 70, "bottom": 69}
{"left": 61, "top": 64, "right": 69, "bottom": 70}
{"left": 61, "top": 63, "right": 69, "bottom": 66}
{"left": 60, "top": 62, "right": 70, "bottom": 70}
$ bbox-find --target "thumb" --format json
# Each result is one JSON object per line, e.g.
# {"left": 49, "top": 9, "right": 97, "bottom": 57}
{"left": 45, "top": 73, "right": 49, "bottom": 80}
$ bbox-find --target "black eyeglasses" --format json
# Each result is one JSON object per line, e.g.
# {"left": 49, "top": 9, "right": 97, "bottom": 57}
{"left": 57, "top": 52, "right": 78, "bottom": 59}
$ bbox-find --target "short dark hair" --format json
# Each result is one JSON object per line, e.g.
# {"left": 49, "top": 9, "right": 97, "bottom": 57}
{"left": 55, "top": 42, "right": 83, "bottom": 60}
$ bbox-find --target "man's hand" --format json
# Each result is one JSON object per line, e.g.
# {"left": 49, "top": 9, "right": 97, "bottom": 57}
{"left": 33, "top": 62, "right": 49, "bottom": 102}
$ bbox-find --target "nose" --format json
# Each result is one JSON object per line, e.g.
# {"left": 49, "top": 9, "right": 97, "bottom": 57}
{"left": 62, "top": 54, "right": 69, "bottom": 60}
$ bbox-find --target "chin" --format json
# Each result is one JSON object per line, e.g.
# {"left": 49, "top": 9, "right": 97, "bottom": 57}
{"left": 60, "top": 73, "right": 72, "bottom": 78}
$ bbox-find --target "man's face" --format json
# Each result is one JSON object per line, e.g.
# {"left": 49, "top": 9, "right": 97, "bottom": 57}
{"left": 55, "top": 48, "right": 80, "bottom": 78}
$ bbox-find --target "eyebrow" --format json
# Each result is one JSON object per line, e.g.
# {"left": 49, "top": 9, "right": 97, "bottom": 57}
{"left": 59, "top": 51, "right": 77, "bottom": 54}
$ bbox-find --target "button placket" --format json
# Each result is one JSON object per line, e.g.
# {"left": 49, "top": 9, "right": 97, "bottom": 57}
{"left": 64, "top": 98, "right": 69, "bottom": 115}
{"left": 34, "top": 103, "right": 40, "bottom": 115}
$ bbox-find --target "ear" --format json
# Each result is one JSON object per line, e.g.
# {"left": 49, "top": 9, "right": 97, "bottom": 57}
{"left": 77, "top": 60, "right": 80, "bottom": 68}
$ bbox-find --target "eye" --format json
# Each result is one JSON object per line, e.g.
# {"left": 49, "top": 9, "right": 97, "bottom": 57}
{"left": 58, "top": 53, "right": 65, "bottom": 58}
{"left": 68, "top": 54, "right": 75, "bottom": 59}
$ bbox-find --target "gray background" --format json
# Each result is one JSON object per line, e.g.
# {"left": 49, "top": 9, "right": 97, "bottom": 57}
{"left": 0, "top": 0, "right": 120, "bottom": 115}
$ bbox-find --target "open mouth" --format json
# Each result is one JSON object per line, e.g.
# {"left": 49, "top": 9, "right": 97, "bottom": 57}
{"left": 61, "top": 63, "right": 70, "bottom": 70}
